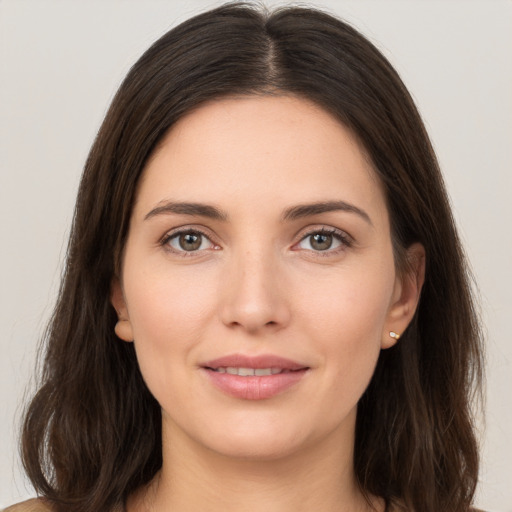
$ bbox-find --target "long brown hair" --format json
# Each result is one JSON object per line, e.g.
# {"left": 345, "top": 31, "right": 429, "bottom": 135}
{"left": 21, "top": 3, "right": 483, "bottom": 512}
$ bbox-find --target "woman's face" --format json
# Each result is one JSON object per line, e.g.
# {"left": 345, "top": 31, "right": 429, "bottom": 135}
{"left": 113, "top": 95, "right": 421, "bottom": 461}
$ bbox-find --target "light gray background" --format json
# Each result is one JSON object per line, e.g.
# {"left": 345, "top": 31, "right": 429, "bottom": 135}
{"left": 1, "top": 0, "right": 511, "bottom": 510}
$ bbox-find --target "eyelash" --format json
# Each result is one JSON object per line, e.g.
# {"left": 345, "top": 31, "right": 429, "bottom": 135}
{"left": 160, "top": 227, "right": 219, "bottom": 257}
{"left": 294, "top": 227, "right": 353, "bottom": 256}
{"left": 160, "top": 226, "right": 353, "bottom": 257}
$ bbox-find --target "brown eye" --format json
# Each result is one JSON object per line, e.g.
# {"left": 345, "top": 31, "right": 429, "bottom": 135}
{"left": 310, "top": 233, "right": 333, "bottom": 251}
{"left": 167, "top": 230, "right": 214, "bottom": 252}
{"left": 179, "top": 233, "right": 202, "bottom": 251}
{"left": 296, "top": 229, "right": 349, "bottom": 253}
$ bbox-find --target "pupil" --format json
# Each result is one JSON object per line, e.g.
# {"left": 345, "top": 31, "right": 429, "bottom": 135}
{"left": 179, "top": 233, "right": 201, "bottom": 251}
{"left": 311, "top": 233, "right": 332, "bottom": 251}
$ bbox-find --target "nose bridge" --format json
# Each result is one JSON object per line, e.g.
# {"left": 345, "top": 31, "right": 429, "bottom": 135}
{"left": 220, "top": 244, "right": 289, "bottom": 332}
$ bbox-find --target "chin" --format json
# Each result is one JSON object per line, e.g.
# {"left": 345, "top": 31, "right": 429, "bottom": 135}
{"left": 164, "top": 408, "right": 313, "bottom": 462}
{"left": 204, "top": 431, "right": 310, "bottom": 462}
{"left": 182, "top": 409, "right": 351, "bottom": 463}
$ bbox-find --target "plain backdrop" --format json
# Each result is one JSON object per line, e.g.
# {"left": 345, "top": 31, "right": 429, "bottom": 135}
{"left": 1, "top": 0, "right": 511, "bottom": 510}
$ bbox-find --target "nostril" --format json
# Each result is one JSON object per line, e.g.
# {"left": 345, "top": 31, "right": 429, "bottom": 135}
{"left": 219, "top": 286, "right": 291, "bottom": 332}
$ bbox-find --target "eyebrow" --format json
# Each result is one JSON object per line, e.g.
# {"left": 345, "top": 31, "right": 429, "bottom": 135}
{"left": 282, "top": 201, "right": 373, "bottom": 225}
{"left": 144, "top": 201, "right": 228, "bottom": 221}
{"left": 144, "top": 199, "right": 372, "bottom": 225}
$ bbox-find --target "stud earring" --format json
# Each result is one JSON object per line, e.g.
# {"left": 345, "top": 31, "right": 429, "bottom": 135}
{"left": 389, "top": 331, "right": 401, "bottom": 340}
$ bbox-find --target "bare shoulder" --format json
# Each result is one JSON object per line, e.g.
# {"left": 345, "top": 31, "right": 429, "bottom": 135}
{"left": 3, "top": 498, "right": 54, "bottom": 512}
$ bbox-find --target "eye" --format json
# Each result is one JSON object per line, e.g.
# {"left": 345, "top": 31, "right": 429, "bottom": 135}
{"left": 164, "top": 229, "right": 217, "bottom": 253}
{"left": 296, "top": 228, "right": 351, "bottom": 253}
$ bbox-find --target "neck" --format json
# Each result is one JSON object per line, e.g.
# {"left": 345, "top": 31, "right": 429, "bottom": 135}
{"left": 128, "top": 412, "right": 383, "bottom": 512}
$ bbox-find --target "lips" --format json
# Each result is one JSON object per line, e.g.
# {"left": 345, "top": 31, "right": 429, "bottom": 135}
{"left": 203, "top": 354, "right": 307, "bottom": 371}
{"left": 210, "top": 367, "right": 284, "bottom": 376}
{"left": 200, "top": 354, "right": 309, "bottom": 400}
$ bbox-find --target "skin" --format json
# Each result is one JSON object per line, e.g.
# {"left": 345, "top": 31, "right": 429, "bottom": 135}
{"left": 111, "top": 95, "right": 425, "bottom": 512}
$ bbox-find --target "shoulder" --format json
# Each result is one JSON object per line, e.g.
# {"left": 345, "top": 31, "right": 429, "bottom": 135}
{"left": 2, "top": 498, "right": 54, "bottom": 512}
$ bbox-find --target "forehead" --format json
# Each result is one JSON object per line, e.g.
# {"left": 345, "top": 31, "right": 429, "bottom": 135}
{"left": 135, "top": 95, "right": 386, "bottom": 223}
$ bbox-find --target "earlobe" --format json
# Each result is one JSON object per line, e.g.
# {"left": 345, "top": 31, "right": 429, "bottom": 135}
{"left": 114, "top": 320, "right": 134, "bottom": 343}
{"left": 382, "top": 243, "right": 426, "bottom": 349}
{"left": 111, "top": 277, "right": 134, "bottom": 342}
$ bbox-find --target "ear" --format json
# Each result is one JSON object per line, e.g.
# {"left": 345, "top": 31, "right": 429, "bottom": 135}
{"left": 382, "top": 243, "right": 426, "bottom": 349}
{"left": 111, "top": 277, "right": 134, "bottom": 342}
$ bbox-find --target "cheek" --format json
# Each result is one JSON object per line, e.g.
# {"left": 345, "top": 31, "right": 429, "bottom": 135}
{"left": 123, "top": 264, "right": 218, "bottom": 381}
{"left": 297, "top": 262, "right": 394, "bottom": 385}
{"left": 300, "top": 263, "right": 393, "bottom": 339}
{"left": 126, "top": 258, "right": 216, "bottom": 328}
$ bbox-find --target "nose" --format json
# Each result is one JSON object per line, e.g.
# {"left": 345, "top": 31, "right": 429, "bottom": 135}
{"left": 219, "top": 248, "right": 291, "bottom": 334}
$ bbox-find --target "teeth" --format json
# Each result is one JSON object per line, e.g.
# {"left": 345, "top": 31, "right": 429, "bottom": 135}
{"left": 238, "top": 367, "right": 255, "bottom": 376}
{"left": 255, "top": 368, "right": 272, "bottom": 376}
{"left": 214, "top": 367, "right": 282, "bottom": 376}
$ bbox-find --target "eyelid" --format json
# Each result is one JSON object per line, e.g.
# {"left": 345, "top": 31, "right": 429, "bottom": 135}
{"left": 158, "top": 224, "right": 352, "bottom": 256}
{"left": 160, "top": 225, "right": 221, "bottom": 254}
{"left": 292, "top": 225, "right": 354, "bottom": 253}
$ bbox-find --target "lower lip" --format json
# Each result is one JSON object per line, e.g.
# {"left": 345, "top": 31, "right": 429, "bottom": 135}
{"left": 202, "top": 369, "right": 308, "bottom": 400}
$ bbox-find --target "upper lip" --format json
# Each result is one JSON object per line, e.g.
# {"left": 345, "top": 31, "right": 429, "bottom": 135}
{"left": 201, "top": 354, "right": 308, "bottom": 370}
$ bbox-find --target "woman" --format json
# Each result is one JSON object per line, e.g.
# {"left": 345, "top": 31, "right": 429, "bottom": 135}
{"left": 6, "top": 3, "right": 484, "bottom": 512}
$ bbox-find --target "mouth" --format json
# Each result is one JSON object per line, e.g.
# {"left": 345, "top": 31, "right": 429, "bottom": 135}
{"left": 200, "top": 354, "right": 310, "bottom": 400}
{"left": 205, "top": 366, "right": 305, "bottom": 376}
{"left": 201, "top": 354, "right": 308, "bottom": 371}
